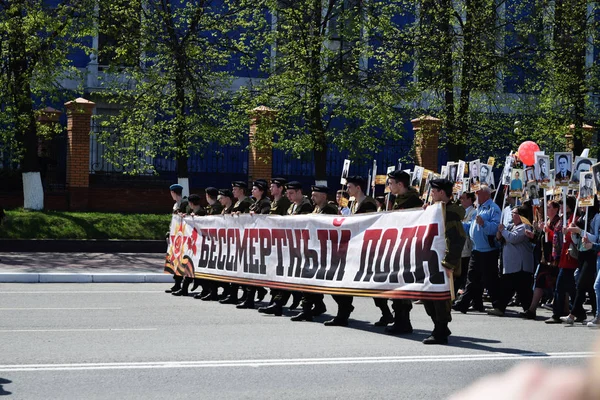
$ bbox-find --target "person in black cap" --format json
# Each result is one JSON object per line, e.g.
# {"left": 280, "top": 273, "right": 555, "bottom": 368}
{"left": 385, "top": 169, "right": 424, "bottom": 334}
{"left": 259, "top": 181, "right": 310, "bottom": 315}
{"left": 218, "top": 189, "right": 235, "bottom": 215}
{"left": 249, "top": 179, "right": 272, "bottom": 215}
{"left": 269, "top": 178, "right": 291, "bottom": 215}
{"left": 231, "top": 181, "right": 254, "bottom": 214}
{"left": 186, "top": 194, "right": 206, "bottom": 216}
{"left": 205, "top": 187, "right": 223, "bottom": 215}
{"left": 285, "top": 181, "right": 313, "bottom": 214}
{"left": 289, "top": 185, "right": 335, "bottom": 322}
{"left": 165, "top": 183, "right": 189, "bottom": 294}
{"left": 237, "top": 180, "right": 271, "bottom": 309}
{"left": 422, "top": 178, "right": 466, "bottom": 344}
{"left": 324, "top": 176, "right": 383, "bottom": 327}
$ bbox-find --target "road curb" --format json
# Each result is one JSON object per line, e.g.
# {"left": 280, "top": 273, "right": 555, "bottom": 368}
{"left": 0, "top": 273, "right": 173, "bottom": 283}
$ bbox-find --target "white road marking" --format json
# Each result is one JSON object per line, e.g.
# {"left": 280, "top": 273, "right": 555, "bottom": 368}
{"left": 0, "top": 352, "right": 593, "bottom": 372}
{"left": 0, "top": 328, "right": 157, "bottom": 333}
{"left": 0, "top": 307, "right": 122, "bottom": 310}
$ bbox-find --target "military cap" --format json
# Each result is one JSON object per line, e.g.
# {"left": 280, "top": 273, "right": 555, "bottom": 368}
{"left": 346, "top": 175, "right": 367, "bottom": 189}
{"left": 271, "top": 177, "right": 287, "bottom": 186}
{"left": 169, "top": 183, "right": 183, "bottom": 194}
{"left": 311, "top": 185, "right": 329, "bottom": 194}
{"left": 188, "top": 194, "right": 202, "bottom": 204}
{"left": 253, "top": 179, "right": 269, "bottom": 191}
{"left": 387, "top": 170, "right": 411, "bottom": 182}
{"left": 286, "top": 181, "right": 303, "bottom": 190}
{"left": 430, "top": 178, "right": 453, "bottom": 196}
{"left": 231, "top": 181, "right": 248, "bottom": 189}
{"left": 218, "top": 189, "right": 234, "bottom": 198}
{"left": 205, "top": 187, "right": 219, "bottom": 197}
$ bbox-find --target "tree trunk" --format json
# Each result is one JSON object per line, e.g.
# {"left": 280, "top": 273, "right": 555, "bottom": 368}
{"left": 9, "top": 2, "right": 44, "bottom": 209}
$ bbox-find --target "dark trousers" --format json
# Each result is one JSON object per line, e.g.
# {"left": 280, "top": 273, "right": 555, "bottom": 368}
{"left": 571, "top": 251, "right": 598, "bottom": 318}
{"left": 454, "top": 257, "right": 470, "bottom": 295}
{"left": 455, "top": 250, "right": 500, "bottom": 309}
{"left": 332, "top": 295, "right": 354, "bottom": 319}
{"left": 274, "top": 290, "right": 301, "bottom": 306}
{"left": 374, "top": 298, "right": 392, "bottom": 316}
{"left": 301, "top": 293, "right": 325, "bottom": 312}
{"left": 422, "top": 300, "right": 452, "bottom": 337}
{"left": 552, "top": 268, "right": 577, "bottom": 318}
{"left": 492, "top": 271, "right": 533, "bottom": 312}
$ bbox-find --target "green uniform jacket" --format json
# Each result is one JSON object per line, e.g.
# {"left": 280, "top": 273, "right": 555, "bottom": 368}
{"left": 350, "top": 196, "right": 378, "bottom": 214}
{"left": 206, "top": 202, "right": 223, "bottom": 215}
{"left": 232, "top": 197, "right": 254, "bottom": 214}
{"left": 313, "top": 203, "right": 339, "bottom": 215}
{"left": 172, "top": 197, "right": 188, "bottom": 214}
{"left": 443, "top": 201, "right": 467, "bottom": 271}
{"left": 270, "top": 196, "right": 292, "bottom": 216}
{"left": 250, "top": 197, "right": 272, "bottom": 214}
{"left": 222, "top": 204, "right": 234, "bottom": 215}
{"left": 186, "top": 205, "right": 206, "bottom": 216}
{"left": 393, "top": 187, "right": 423, "bottom": 210}
{"left": 288, "top": 197, "right": 313, "bottom": 215}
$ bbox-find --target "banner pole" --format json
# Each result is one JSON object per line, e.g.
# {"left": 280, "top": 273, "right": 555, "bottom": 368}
{"left": 563, "top": 187, "right": 567, "bottom": 227}
{"left": 543, "top": 188, "right": 548, "bottom": 242}
{"left": 584, "top": 207, "right": 589, "bottom": 234}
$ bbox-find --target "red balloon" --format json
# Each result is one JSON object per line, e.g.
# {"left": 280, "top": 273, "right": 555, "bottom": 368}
{"left": 517, "top": 141, "right": 540, "bottom": 166}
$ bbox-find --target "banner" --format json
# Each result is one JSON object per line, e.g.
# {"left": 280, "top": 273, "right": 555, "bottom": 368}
{"left": 165, "top": 203, "right": 450, "bottom": 300}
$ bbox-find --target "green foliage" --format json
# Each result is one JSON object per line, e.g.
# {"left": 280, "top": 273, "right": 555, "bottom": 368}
{"left": 0, "top": 210, "right": 170, "bottom": 240}
{"left": 94, "top": 0, "right": 261, "bottom": 176}
{"left": 0, "top": 0, "right": 95, "bottom": 168}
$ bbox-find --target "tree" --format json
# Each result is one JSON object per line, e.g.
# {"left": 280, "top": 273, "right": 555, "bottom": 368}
{"left": 231, "top": 0, "right": 411, "bottom": 180}
{"left": 0, "top": 0, "right": 93, "bottom": 209}
{"left": 95, "top": 0, "right": 258, "bottom": 194}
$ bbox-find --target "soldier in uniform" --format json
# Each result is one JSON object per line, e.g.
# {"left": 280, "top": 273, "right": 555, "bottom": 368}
{"left": 269, "top": 178, "right": 291, "bottom": 215}
{"left": 422, "top": 179, "right": 466, "bottom": 344}
{"left": 182, "top": 194, "right": 208, "bottom": 297}
{"left": 165, "top": 183, "right": 188, "bottom": 294}
{"left": 258, "top": 181, "right": 311, "bottom": 316}
{"left": 290, "top": 185, "right": 336, "bottom": 322}
{"left": 205, "top": 187, "right": 223, "bottom": 215}
{"left": 238, "top": 180, "right": 271, "bottom": 309}
{"left": 219, "top": 189, "right": 235, "bottom": 215}
{"left": 324, "top": 176, "right": 384, "bottom": 327}
{"left": 195, "top": 187, "right": 225, "bottom": 301}
{"left": 231, "top": 181, "right": 254, "bottom": 214}
{"left": 221, "top": 181, "right": 254, "bottom": 305}
{"left": 385, "top": 170, "right": 424, "bottom": 334}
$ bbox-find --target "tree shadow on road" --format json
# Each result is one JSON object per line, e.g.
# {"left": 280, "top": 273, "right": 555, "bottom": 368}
{"left": 0, "top": 378, "right": 12, "bottom": 396}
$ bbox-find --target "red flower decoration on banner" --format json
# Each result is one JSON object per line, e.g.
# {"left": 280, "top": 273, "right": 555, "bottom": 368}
{"left": 187, "top": 228, "right": 199, "bottom": 255}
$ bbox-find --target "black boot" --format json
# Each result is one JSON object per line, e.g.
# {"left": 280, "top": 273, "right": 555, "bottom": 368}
{"left": 324, "top": 305, "right": 353, "bottom": 327}
{"left": 165, "top": 276, "right": 182, "bottom": 293}
{"left": 385, "top": 311, "right": 413, "bottom": 334}
{"left": 191, "top": 278, "right": 202, "bottom": 292}
{"left": 289, "top": 292, "right": 302, "bottom": 310}
{"left": 236, "top": 298, "right": 255, "bottom": 309}
{"left": 312, "top": 301, "right": 327, "bottom": 317}
{"left": 258, "top": 303, "right": 283, "bottom": 316}
{"left": 423, "top": 323, "right": 450, "bottom": 345}
{"left": 172, "top": 277, "right": 192, "bottom": 296}
{"left": 374, "top": 309, "right": 394, "bottom": 327}
{"left": 256, "top": 287, "right": 268, "bottom": 302}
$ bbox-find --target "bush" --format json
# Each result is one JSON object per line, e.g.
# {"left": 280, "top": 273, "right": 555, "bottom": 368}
{"left": 0, "top": 210, "right": 171, "bottom": 240}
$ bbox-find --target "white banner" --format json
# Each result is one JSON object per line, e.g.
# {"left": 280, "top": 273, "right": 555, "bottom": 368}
{"left": 165, "top": 203, "right": 450, "bottom": 300}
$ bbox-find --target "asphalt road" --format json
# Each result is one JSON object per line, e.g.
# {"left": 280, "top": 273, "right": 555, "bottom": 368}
{"left": 0, "top": 283, "right": 597, "bottom": 399}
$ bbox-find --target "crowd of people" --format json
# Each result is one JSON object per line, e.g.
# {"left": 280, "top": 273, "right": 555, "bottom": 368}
{"left": 164, "top": 169, "right": 600, "bottom": 347}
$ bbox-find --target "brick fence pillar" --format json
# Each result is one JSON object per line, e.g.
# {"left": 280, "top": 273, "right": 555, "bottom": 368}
{"left": 412, "top": 115, "right": 441, "bottom": 172}
{"left": 65, "top": 97, "right": 95, "bottom": 211}
{"left": 248, "top": 106, "right": 276, "bottom": 184}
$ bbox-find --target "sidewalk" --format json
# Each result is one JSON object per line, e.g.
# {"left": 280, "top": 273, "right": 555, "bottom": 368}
{"left": 0, "top": 252, "right": 172, "bottom": 283}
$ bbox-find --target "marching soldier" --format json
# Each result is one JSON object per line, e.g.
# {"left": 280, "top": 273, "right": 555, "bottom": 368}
{"left": 258, "top": 181, "right": 310, "bottom": 316}
{"left": 324, "top": 176, "right": 385, "bottom": 327}
{"left": 269, "top": 177, "right": 292, "bottom": 215}
{"left": 422, "top": 179, "right": 466, "bottom": 344}
{"left": 238, "top": 180, "right": 271, "bottom": 309}
{"left": 290, "top": 185, "right": 336, "bottom": 322}
{"left": 385, "top": 170, "right": 424, "bottom": 334}
{"left": 205, "top": 187, "right": 223, "bottom": 215}
{"left": 165, "top": 183, "right": 188, "bottom": 294}
{"left": 181, "top": 194, "right": 207, "bottom": 297}
{"left": 221, "top": 181, "right": 254, "bottom": 305}
{"left": 219, "top": 189, "right": 235, "bottom": 215}
{"left": 231, "top": 181, "right": 254, "bottom": 213}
